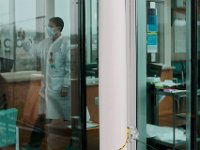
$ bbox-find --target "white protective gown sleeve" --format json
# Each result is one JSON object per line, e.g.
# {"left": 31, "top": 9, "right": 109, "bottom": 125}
{"left": 22, "top": 38, "right": 52, "bottom": 98}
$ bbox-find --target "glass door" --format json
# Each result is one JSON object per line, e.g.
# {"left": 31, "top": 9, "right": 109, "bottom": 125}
{"left": 145, "top": 0, "right": 188, "bottom": 149}
{"left": 0, "top": 0, "right": 87, "bottom": 149}
{"left": 137, "top": 0, "right": 189, "bottom": 149}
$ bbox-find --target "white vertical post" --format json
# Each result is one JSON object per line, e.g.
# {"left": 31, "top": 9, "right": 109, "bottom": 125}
{"left": 163, "top": 0, "right": 171, "bottom": 66}
{"left": 70, "top": 0, "right": 78, "bottom": 36}
{"left": 36, "top": 0, "right": 45, "bottom": 34}
{"left": 126, "top": 0, "right": 137, "bottom": 149}
{"left": 45, "top": 0, "right": 54, "bottom": 24}
{"left": 99, "top": 0, "right": 127, "bottom": 149}
{"left": 159, "top": 0, "right": 171, "bottom": 66}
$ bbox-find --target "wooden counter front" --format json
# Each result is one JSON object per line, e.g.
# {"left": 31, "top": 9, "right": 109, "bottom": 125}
{"left": 0, "top": 71, "right": 42, "bottom": 124}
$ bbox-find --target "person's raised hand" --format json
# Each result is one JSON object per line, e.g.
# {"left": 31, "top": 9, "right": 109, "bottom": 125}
{"left": 17, "top": 30, "right": 26, "bottom": 40}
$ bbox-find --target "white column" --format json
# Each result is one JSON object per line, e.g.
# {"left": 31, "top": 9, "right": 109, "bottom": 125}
{"left": 163, "top": 0, "right": 171, "bottom": 66}
{"left": 36, "top": 0, "right": 45, "bottom": 33}
{"left": 70, "top": 0, "right": 78, "bottom": 36}
{"left": 99, "top": 0, "right": 127, "bottom": 149}
{"left": 159, "top": 0, "right": 171, "bottom": 66}
{"left": 45, "top": 0, "right": 54, "bottom": 22}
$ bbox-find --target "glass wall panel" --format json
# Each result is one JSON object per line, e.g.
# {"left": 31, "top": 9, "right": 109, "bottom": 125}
{"left": 0, "top": 0, "right": 15, "bottom": 72}
{"left": 86, "top": 0, "right": 98, "bottom": 64}
{"left": 137, "top": 0, "right": 189, "bottom": 149}
{"left": 15, "top": 0, "right": 37, "bottom": 71}
{"left": 85, "top": 0, "right": 99, "bottom": 149}
{"left": 0, "top": 0, "right": 90, "bottom": 149}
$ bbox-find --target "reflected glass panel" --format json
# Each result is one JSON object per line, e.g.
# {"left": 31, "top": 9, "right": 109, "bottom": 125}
{"left": 85, "top": 0, "right": 99, "bottom": 149}
{"left": 0, "top": 0, "right": 86, "bottom": 150}
{"left": 0, "top": 0, "right": 14, "bottom": 72}
{"left": 86, "top": 0, "right": 98, "bottom": 65}
{"left": 146, "top": 0, "right": 187, "bottom": 149}
{"left": 15, "top": 0, "right": 37, "bottom": 71}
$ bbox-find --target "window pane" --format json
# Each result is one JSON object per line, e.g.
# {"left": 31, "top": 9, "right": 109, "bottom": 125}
{"left": 0, "top": 0, "right": 87, "bottom": 150}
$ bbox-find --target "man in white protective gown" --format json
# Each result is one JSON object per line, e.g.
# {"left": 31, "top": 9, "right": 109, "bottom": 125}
{"left": 19, "top": 17, "right": 71, "bottom": 150}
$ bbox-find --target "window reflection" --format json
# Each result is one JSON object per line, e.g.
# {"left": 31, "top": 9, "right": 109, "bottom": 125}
{"left": 86, "top": 0, "right": 98, "bottom": 64}
{"left": 0, "top": 1, "right": 73, "bottom": 150}
{"left": 145, "top": 0, "right": 187, "bottom": 149}
{"left": 0, "top": 0, "right": 99, "bottom": 149}
{"left": 0, "top": 1, "right": 14, "bottom": 72}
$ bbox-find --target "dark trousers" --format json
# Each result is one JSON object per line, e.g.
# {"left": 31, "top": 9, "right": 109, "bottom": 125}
{"left": 28, "top": 114, "right": 46, "bottom": 147}
{"left": 28, "top": 114, "right": 72, "bottom": 148}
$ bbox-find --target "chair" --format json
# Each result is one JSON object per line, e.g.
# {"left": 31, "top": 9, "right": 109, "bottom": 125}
{"left": 0, "top": 108, "right": 19, "bottom": 150}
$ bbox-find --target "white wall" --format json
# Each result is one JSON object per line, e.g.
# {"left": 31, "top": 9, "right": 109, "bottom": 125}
{"left": 99, "top": 0, "right": 128, "bottom": 149}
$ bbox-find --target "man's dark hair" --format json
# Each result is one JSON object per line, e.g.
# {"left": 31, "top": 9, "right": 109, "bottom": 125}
{"left": 50, "top": 17, "right": 64, "bottom": 32}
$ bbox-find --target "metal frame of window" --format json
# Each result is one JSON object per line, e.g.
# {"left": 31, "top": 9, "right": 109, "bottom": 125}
{"left": 190, "top": 0, "right": 198, "bottom": 149}
{"left": 78, "top": 0, "right": 87, "bottom": 149}
{"left": 136, "top": 0, "right": 147, "bottom": 149}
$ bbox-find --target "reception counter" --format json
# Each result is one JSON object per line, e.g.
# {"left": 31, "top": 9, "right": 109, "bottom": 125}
{"left": 0, "top": 71, "right": 42, "bottom": 83}
{"left": 0, "top": 71, "right": 99, "bottom": 123}
{"left": 0, "top": 71, "right": 42, "bottom": 123}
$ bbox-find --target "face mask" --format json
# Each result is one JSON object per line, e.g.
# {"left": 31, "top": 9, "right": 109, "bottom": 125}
{"left": 47, "top": 27, "right": 56, "bottom": 37}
